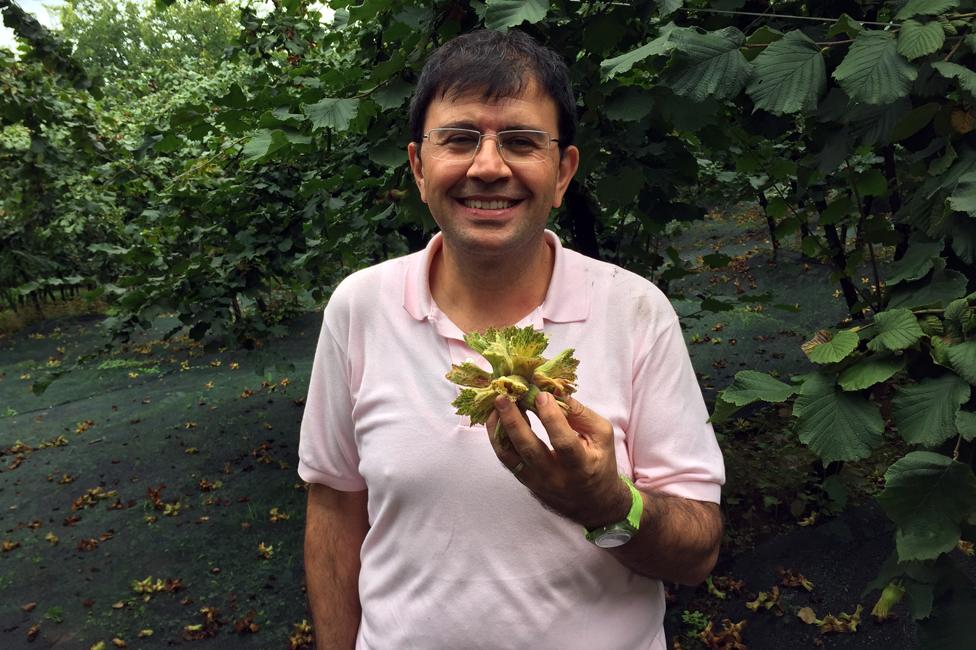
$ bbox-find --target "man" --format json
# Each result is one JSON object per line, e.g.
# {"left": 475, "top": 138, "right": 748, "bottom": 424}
{"left": 299, "top": 29, "right": 724, "bottom": 650}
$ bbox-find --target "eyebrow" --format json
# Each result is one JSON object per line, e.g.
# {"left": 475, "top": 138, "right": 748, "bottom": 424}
{"left": 438, "top": 120, "right": 546, "bottom": 132}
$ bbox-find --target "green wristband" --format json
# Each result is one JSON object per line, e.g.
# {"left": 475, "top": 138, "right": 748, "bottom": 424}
{"left": 584, "top": 475, "right": 643, "bottom": 548}
{"left": 621, "top": 475, "right": 643, "bottom": 530}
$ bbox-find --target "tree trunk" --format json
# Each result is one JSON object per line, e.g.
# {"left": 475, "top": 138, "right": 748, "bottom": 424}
{"left": 561, "top": 180, "right": 601, "bottom": 260}
{"left": 757, "top": 190, "right": 779, "bottom": 262}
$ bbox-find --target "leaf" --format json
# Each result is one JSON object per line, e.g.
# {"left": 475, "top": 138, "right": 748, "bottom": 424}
{"left": 946, "top": 341, "right": 976, "bottom": 384}
{"left": 885, "top": 237, "right": 944, "bottom": 284}
{"left": 802, "top": 329, "right": 860, "bottom": 364}
{"left": 701, "top": 253, "right": 731, "bottom": 268}
{"left": 242, "top": 129, "right": 289, "bottom": 162}
{"left": 838, "top": 354, "right": 906, "bottom": 390}
{"left": 303, "top": 98, "right": 360, "bottom": 132}
{"left": 604, "top": 87, "right": 654, "bottom": 121}
{"left": 371, "top": 79, "right": 413, "bottom": 110}
{"left": 709, "top": 395, "right": 743, "bottom": 424}
{"left": 895, "top": 0, "right": 959, "bottom": 20}
{"left": 820, "top": 195, "right": 854, "bottom": 225}
{"left": 746, "top": 30, "right": 826, "bottom": 114}
{"left": 948, "top": 170, "right": 976, "bottom": 214}
{"left": 662, "top": 27, "right": 752, "bottom": 102}
{"left": 719, "top": 370, "right": 796, "bottom": 406}
{"left": 931, "top": 61, "right": 976, "bottom": 96}
{"left": 867, "top": 308, "right": 925, "bottom": 351}
{"left": 793, "top": 373, "right": 884, "bottom": 463}
{"left": 943, "top": 297, "right": 973, "bottom": 340}
{"left": 897, "top": 20, "right": 946, "bottom": 60}
{"left": 891, "top": 102, "right": 940, "bottom": 141}
{"left": 957, "top": 410, "right": 976, "bottom": 441}
{"left": 484, "top": 0, "right": 548, "bottom": 31}
{"left": 892, "top": 374, "right": 970, "bottom": 446}
{"left": 854, "top": 168, "right": 888, "bottom": 197}
{"left": 916, "top": 579, "right": 976, "bottom": 650}
{"left": 833, "top": 31, "right": 917, "bottom": 105}
{"left": 369, "top": 139, "right": 405, "bottom": 168}
{"left": 876, "top": 451, "right": 976, "bottom": 561}
{"left": 655, "top": 0, "right": 683, "bottom": 17}
{"left": 744, "top": 26, "right": 783, "bottom": 62}
{"left": 601, "top": 25, "right": 678, "bottom": 78}
{"left": 887, "top": 267, "right": 969, "bottom": 310}
{"left": 950, "top": 213, "right": 976, "bottom": 263}
{"left": 827, "top": 14, "right": 862, "bottom": 39}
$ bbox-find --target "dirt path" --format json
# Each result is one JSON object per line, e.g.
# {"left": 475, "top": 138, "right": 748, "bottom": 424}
{"left": 1, "top": 314, "right": 319, "bottom": 648}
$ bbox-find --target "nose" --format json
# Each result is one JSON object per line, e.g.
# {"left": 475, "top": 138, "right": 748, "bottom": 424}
{"left": 466, "top": 135, "right": 512, "bottom": 183}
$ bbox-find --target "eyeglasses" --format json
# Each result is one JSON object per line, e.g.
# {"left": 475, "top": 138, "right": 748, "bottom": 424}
{"left": 422, "top": 128, "right": 559, "bottom": 164}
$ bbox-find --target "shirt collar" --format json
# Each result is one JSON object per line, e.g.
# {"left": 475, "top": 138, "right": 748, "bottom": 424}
{"left": 402, "top": 230, "right": 590, "bottom": 326}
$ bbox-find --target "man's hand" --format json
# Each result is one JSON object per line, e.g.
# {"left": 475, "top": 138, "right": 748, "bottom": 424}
{"left": 486, "top": 391, "right": 723, "bottom": 585}
{"left": 485, "top": 391, "right": 630, "bottom": 529}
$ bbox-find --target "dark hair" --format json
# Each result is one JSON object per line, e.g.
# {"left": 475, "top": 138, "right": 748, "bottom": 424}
{"left": 408, "top": 30, "right": 577, "bottom": 147}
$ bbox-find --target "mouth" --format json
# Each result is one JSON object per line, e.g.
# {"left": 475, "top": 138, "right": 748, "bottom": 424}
{"left": 458, "top": 198, "right": 522, "bottom": 210}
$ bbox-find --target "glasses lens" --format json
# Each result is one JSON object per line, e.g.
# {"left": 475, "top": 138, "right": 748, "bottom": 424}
{"left": 424, "top": 129, "right": 552, "bottom": 163}
{"left": 427, "top": 129, "right": 480, "bottom": 160}
{"left": 498, "top": 131, "right": 549, "bottom": 163}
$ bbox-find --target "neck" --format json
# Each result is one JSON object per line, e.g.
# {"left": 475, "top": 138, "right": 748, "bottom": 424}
{"left": 430, "top": 234, "right": 554, "bottom": 333}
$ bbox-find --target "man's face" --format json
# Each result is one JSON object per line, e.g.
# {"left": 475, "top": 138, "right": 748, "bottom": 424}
{"left": 407, "top": 81, "right": 579, "bottom": 258}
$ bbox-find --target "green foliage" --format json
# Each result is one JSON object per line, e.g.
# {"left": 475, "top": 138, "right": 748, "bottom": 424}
{"left": 867, "top": 308, "right": 924, "bottom": 351}
{"left": 484, "top": 0, "right": 549, "bottom": 31}
{"left": 805, "top": 330, "right": 861, "bottom": 363}
{"left": 897, "top": 20, "right": 946, "bottom": 61}
{"left": 877, "top": 451, "right": 976, "bottom": 561}
{"left": 745, "top": 30, "right": 825, "bottom": 115}
{"left": 792, "top": 372, "right": 885, "bottom": 464}
{"left": 662, "top": 27, "right": 751, "bottom": 102}
{"left": 832, "top": 31, "right": 917, "bottom": 105}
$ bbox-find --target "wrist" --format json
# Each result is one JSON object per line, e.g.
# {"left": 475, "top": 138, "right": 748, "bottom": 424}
{"left": 583, "top": 476, "right": 644, "bottom": 548}
{"left": 581, "top": 476, "right": 633, "bottom": 529}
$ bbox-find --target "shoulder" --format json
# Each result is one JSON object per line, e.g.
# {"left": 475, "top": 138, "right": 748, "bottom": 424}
{"left": 320, "top": 251, "right": 420, "bottom": 337}
{"left": 326, "top": 252, "right": 415, "bottom": 311}
{"left": 565, "top": 248, "right": 674, "bottom": 316}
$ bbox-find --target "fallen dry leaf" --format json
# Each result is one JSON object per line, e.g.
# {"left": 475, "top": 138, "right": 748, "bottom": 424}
{"left": 797, "top": 607, "right": 818, "bottom": 624}
{"left": 234, "top": 610, "right": 260, "bottom": 634}
{"left": 288, "top": 619, "right": 314, "bottom": 650}
{"left": 745, "top": 585, "right": 782, "bottom": 615}
{"left": 698, "top": 618, "right": 747, "bottom": 650}
{"left": 778, "top": 568, "right": 814, "bottom": 591}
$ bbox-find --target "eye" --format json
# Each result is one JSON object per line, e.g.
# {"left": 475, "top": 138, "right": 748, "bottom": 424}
{"left": 501, "top": 133, "right": 545, "bottom": 150}
{"left": 440, "top": 131, "right": 479, "bottom": 145}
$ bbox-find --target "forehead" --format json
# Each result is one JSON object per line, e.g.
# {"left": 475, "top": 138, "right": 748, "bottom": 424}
{"left": 423, "top": 81, "right": 559, "bottom": 132}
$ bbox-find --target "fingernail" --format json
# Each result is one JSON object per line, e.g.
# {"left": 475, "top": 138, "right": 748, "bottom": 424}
{"left": 536, "top": 391, "right": 551, "bottom": 407}
{"left": 496, "top": 397, "right": 510, "bottom": 411}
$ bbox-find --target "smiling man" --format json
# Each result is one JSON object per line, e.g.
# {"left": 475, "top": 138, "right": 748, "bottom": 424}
{"left": 299, "top": 29, "right": 725, "bottom": 650}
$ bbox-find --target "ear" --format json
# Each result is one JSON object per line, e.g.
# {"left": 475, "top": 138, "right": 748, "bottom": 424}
{"left": 407, "top": 142, "right": 428, "bottom": 203}
{"left": 551, "top": 145, "right": 580, "bottom": 209}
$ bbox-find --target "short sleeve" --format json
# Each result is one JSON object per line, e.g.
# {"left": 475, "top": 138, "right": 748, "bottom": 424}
{"left": 628, "top": 313, "right": 725, "bottom": 503}
{"left": 297, "top": 312, "right": 367, "bottom": 491}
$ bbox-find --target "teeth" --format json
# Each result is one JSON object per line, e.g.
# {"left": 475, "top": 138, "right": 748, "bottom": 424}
{"left": 463, "top": 199, "right": 516, "bottom": 210}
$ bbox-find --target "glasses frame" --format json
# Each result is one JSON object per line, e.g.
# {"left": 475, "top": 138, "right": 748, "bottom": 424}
{"left": 421, "top": 127, "right": 561, "bottom": 164}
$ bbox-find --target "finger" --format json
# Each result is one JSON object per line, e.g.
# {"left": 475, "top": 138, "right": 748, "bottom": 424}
{"left": 533, "top": 391, "right": 584, "bottom": 467}
{"left": 494, "top": 396, "right": 548, "bottom": 468}
{"left": 560, "top": 395, "right": 613, "bottom": 440}
{"left": 485, "top": 411, "right": 525, "bottom": 476}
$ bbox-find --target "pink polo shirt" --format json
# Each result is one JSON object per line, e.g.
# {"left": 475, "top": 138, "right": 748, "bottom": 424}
{"left": 299, "top": 231, "right": 724, "bottom": 649}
